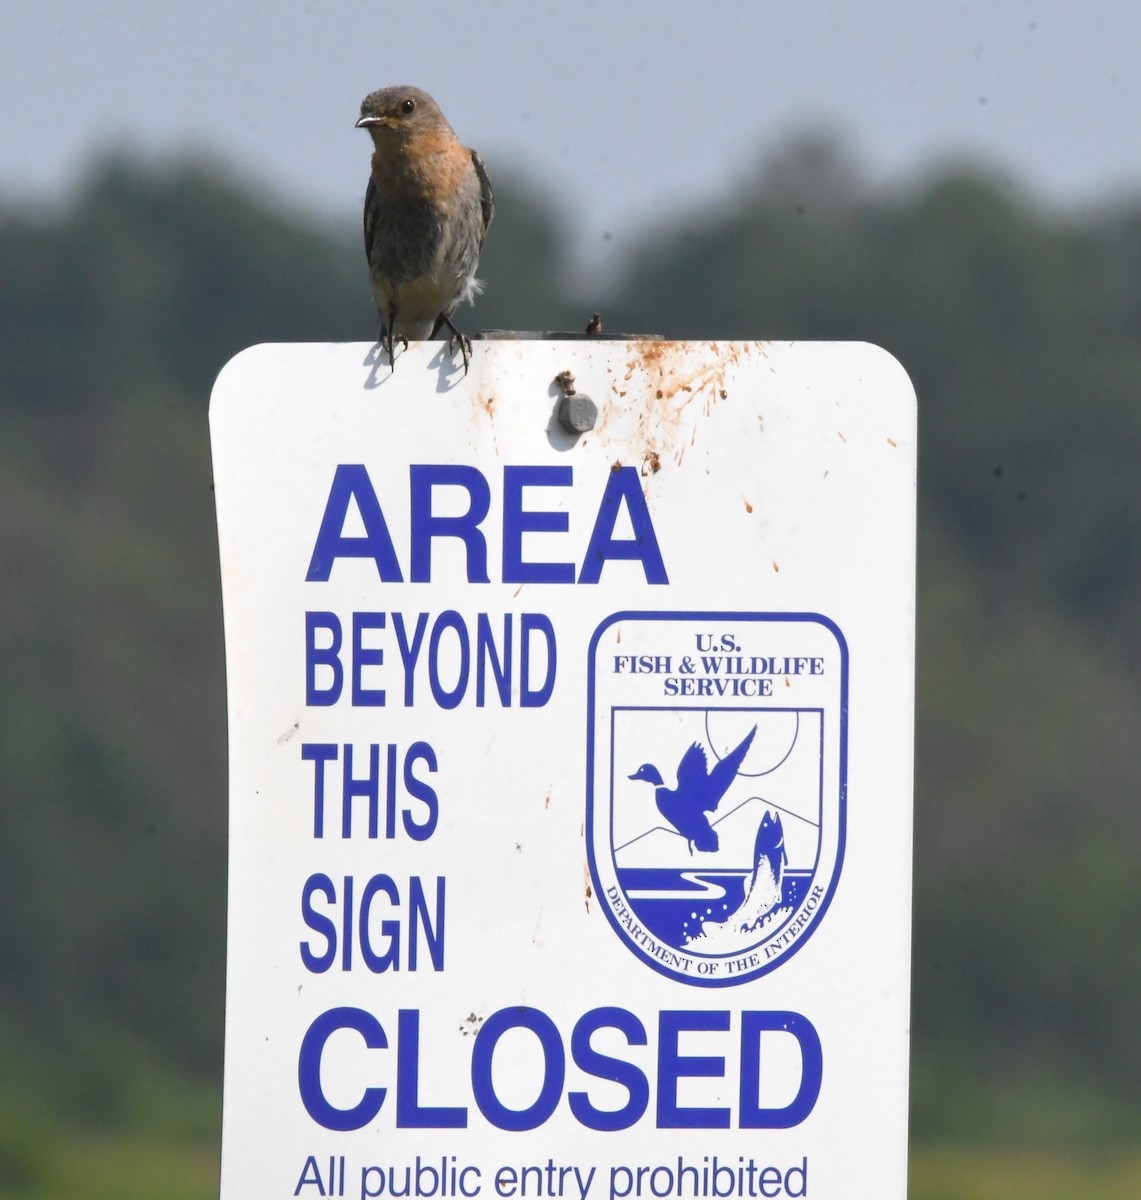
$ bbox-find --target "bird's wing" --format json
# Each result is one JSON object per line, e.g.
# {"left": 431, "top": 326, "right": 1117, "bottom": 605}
{"left": 363, "top": 175, "right": 379, "bottom": 257}
{"left": 706, "top": 725, "right": 758, "bottom": 803}
{"left": 675, "top": 743, "right": 712, "bottom": 804}
{"left": 470, "top": 149, "right": 495, "bottom": 244}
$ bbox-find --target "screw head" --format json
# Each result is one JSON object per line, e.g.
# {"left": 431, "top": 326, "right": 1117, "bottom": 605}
{"left": 556, "top": 391, "right": 598, "bottom": 434}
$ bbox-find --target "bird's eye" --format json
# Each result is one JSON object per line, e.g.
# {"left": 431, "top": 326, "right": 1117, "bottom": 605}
{"left": 400, "top": 98, "right": 416, "bottom": 115}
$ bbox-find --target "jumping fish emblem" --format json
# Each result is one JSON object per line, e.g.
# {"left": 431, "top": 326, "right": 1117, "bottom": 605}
{"left": 740, "top": 811, "right": 787, "bottom": 928}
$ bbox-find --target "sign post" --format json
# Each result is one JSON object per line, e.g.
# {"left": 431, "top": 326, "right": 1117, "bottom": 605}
{"left": 210, "top": 339, "right": 916, "bottom": 1200}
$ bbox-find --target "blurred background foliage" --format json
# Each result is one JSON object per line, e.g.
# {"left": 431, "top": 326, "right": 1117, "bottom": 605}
{"left": 1, "top": 136, "right": 1140, "bottom": 1196}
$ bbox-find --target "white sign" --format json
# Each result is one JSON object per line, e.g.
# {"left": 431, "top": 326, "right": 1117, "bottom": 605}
{"left": 210, "top": 339, "right": 916, "bottom": 1200}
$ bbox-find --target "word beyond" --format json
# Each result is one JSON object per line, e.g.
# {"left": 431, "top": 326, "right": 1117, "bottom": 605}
{"left": 305, "top": 611, "right": 557, "bottom": 709}
{"left": 298, "top": 1006, "right": 822, "bottom": 1132}
{"left": 306, "top": 464, "right": 669, "bottom": 585}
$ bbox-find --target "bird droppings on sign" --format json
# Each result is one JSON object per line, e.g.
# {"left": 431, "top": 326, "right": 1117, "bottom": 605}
{"left": 838, "top": 431, "right": 847, "bottom": 443}
{"left": 642, "top": 450, "right": 662, "bottom": 476}
{"left": 458, "top": 1013, "right": 485, "bottom": 1037}
{"left": 773, "top": 560, "right": 780, "bottom": 572}
{"left": 277, "top": 721, "right": 299, "bottom": 745}
{"left": 743, "top": 496, "right": 753, "bottom": 513}
{"left": 584, "top": 863, "right": 593, "bottom": 913}
{"left": 887, "top": 437, "right": 898, "bottom": 447}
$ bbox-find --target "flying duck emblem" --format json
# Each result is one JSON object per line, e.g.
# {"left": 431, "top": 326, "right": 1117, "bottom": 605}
{"left": 628, "top": 724, "right": 757, "bottom": 853}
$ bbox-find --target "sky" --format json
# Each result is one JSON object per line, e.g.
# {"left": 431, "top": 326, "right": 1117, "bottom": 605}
{"left": 4, "top": 0, "right": 1141, "bottom": 268}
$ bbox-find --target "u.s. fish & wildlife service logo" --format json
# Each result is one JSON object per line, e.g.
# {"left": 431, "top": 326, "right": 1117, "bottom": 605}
{"left": 586, "top": 612, "right": 847, "bottom": 986}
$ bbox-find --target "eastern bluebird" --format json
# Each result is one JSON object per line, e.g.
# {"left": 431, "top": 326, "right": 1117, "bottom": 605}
{"left": 355, "top": 85, "right": 494, "bottom": 373}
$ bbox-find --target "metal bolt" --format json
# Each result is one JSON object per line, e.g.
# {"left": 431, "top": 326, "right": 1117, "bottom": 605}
{"left": 556, "top": 391, "right": 598, "bottom": 434}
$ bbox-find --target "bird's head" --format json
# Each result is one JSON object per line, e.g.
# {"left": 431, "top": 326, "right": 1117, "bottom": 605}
{"left": 628, "top": 764, "right": 664, "bottom": 787}
{"left": 356, "top": 86, "right": 449, "bottom": 151}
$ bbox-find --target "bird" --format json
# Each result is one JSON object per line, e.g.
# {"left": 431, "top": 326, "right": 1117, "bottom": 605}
{"left": 355, "top": 85, "right": 494, "bottom": 374}
{"left": 629, "top": 725, "right": 757, "bottom": 854}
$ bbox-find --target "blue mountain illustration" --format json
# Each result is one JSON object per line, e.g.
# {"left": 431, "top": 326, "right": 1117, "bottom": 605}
{"left": 628, "top": 725, "right": 757, "bottom": 854}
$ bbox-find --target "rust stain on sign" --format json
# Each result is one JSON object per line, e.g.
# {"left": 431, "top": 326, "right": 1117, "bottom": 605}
{"left": 604, "top": 340, "right": 760, "bottom": 473}
{"left": 471, "top": 390, "right": 501, "bottom": 458}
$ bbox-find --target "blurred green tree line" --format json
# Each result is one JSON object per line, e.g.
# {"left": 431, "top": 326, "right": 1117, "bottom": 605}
{"left": 0, "top": 138, "right": 1139, "bottom": 1151}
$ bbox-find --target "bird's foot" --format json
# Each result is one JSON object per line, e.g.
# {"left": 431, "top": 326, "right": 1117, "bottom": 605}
{"left": 449, "top": 332, "right": 472, "bottom": 375}
{"left": 379, "top": 307, "right": 408, "bottom": 371}
{"left": 379, "top": 328, "right": 408, "bottom": 371}
{"left": 438, "top": 312, "right": 472, "bottom": 375}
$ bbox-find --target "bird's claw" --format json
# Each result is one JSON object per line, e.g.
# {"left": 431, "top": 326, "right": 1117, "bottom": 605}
{"left": 434, "top": 312, "right": 473, "bottom": 375}
{"left": 449, "top": 332, "right": 473, "bottom": 375}
{"left": 379, "top": 328, "right": 408, "bottom": 371}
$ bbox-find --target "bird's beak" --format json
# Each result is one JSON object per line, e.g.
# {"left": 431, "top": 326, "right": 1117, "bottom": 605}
{"left": 355, "top": 115, "right": 386, "bottom": 129}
